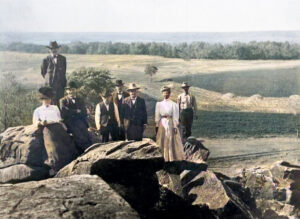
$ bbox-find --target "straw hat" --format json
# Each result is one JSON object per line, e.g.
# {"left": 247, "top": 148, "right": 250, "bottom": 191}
{"left": 127, "top": 83, "right": 140, "bottom": 91}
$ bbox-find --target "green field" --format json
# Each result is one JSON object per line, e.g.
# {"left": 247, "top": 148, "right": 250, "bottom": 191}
{"left": 1, "top": 51, "right": 300, "bottom": 138}
{"left": 171, "top": 67, "right": 300, "bottom": 97}
{"left": 193, "top": 110, "right": 299, "bottom": 138}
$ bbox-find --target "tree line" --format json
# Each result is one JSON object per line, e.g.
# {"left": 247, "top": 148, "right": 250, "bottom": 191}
{"left": 1, "top": 41, "right": 300, "bottom": 60}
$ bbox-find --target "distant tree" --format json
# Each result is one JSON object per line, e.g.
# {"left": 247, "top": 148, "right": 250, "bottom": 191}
{"left": 144, "top": 64, "right": 158, "bottom": 82}
{"left": 67, "top": 67, "right": 114, "bottom": 104}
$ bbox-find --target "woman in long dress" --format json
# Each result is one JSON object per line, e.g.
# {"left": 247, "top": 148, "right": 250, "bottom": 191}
{"left": 33, "top": 87, "right": 79, "bottom": 173}
{"left": 155, "top": 86, "right": 184, "bottom": 161}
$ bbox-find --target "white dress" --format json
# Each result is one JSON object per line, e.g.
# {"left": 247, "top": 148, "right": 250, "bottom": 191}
{"left": 155, "top": 99, "right": 184, "bottom": 161}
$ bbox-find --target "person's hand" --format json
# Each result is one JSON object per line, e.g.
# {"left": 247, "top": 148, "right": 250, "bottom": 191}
{"left": 173, "top": 128, "right": 177, "bottom": 134}
{"left": 143, "top": 124, "right": 147, "bottom": 131}
{"left": 77, "top": 109, "right": 81, "bottom": 113}
{"left": 42, "top": 120, "right": 47, "bottom": 126}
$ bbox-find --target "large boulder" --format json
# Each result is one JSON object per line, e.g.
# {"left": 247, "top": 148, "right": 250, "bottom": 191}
{"left": 0, "top": 125, "right": 49, "bottom": 183}
{"left": 0, "top": 174, "right": 139, "bottom": 218}
{"left": 182, "top": 170, "right": 259, "bottom": 219}
{"left": 183, "top": 137, "right": 210, "bottom": 163}
{"left": 56, "top": 139, "right": 164, "bottom": 216}
{"left": 0, "top": 125, "right": 78, "bottom": 183}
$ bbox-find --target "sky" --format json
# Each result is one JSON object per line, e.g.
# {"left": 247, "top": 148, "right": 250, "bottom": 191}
{"left": 0, "top": 0, "right": 300, "bottom": 32}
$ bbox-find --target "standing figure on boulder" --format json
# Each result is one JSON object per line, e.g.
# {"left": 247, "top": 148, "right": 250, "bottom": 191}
{"left": 155, "top": 86, "right": 184, "bottom": 161}
{"left": 33, "top": 87, "right": 79, "bottom": 175}
{"left": 41, "top": 41, "right": 67, "bottom": 105}
{"left": 112, "top": 80, "right": 129, "bottom": 140}
{"left": 95, "top": 91, "right": 118, "bottom": 143}
{"left": 59, "top": 81, "right": 92, "bottom": 152}
{"left": 123, "top": 83, "right": 147, "bottom": 141}
{"left": 177, "top": 82, "right": 198, "bottom": 142}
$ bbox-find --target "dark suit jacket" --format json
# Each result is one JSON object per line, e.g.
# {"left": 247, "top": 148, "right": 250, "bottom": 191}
{"left": 112, "top": 91, "right": 129, "bottom": 126}
{"left": 59, "top": 96, "right": 88, "bottom": 126}
{"left": 123, "top": 96, "right": 147, "bottom": 128}
{"left": 41, "top": 54, "right": 67, "bottom": 89}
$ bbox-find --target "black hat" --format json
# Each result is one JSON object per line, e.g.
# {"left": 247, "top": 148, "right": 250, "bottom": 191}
{"left": 115, "top": 80, "right": 124, "bottom": 87}
{"left": 46, "top": 41, "right": 61, "bottom": 49}
{"left": 65, "top": 80, "right": 79, "bottom": 90}
{"left": 38, "top": 87, "right": 54, "bottom": 99}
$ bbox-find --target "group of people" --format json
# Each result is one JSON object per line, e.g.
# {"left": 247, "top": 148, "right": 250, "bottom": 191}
{"left": 33, "top": 41, "right": 198, "bottom": 163}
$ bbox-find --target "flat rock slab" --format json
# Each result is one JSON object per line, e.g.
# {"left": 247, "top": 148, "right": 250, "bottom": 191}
{"left": 56, "top": 138, "right": 164, "bottom": 177}
{"left": 0, "top": 175, "right": 139, "bottom": 219}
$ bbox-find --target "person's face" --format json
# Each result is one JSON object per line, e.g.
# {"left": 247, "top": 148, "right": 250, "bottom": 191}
{"left": 162, "top": 90, "right": 171, "bottom": 99}
{"left": 66, "top": 89, "right": 75, "bottom": 97}
{"left": 50, "top": 48, "right": 59, "bottom": 56}
{"left": 42, "top": 98, "right": 51, "bottom": 106}
{"left": 184, "top": 87, "right": 189, "bottom": 93}
{"left": 102, "top": 96, "right": 110, "bottom": 104}
{"left": 116, "top": 86, "right": 123, "bottom": 93}
{"left": 129, "top": 90, "right": 137, "bottom": 98}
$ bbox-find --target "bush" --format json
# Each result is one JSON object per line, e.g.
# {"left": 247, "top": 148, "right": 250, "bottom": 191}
{"left": 67, "top": 67, "right": 114, "bottom": 104}
{"left": 0, "top": 73, "right": 40, "bottom": 131}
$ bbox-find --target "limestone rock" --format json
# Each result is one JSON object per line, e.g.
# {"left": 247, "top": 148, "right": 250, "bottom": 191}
{"left": 0, "top": 174, "right": 139, "bottom": 219}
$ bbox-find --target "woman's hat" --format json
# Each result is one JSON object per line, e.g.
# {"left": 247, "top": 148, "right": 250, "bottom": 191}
{"left": 127, "top": 83, "right": 140, "bottom": 91}
{"left": 46, "top": 41, "right": 61, "bottom": 49}
{"left": 160, "top": 86, "right": 171, "bottom": 92}
{"left": 38, "top": 87, "right": 54, "bottom": 99}
{"left": 181, "top": 82, "right": 190, "bottom": 88}
{"left": 115, "top": 80, "right": 125, "bottom": 87}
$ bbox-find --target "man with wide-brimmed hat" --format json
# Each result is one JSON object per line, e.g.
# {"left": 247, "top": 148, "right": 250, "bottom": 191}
{"left": 177, "top": 82, "right": 198, "bottom": 142}
{"left": 123, "top": 83, "right": 147, "bottom": 141}
{"left": 95, "top": 90, "right": 118, "bottom": 142}
{"left": 59, "top": 81, "right": 91, "bottom": 152}
{"left": 41, "top": 41, "right": 67, "bottom": 105}
{"left": 33, "top": 86, "right": 79, "bottom": 175}
{"left": 112, "top": 79, "right": 130, "bottom": 140}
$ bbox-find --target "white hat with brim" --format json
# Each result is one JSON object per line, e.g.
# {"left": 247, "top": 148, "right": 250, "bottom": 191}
{"left": 127, "top": 83, "right": 140, "bottom": 91}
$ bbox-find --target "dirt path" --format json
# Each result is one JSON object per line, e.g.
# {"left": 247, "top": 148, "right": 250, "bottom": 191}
{"left": 203, "top": 137, "right": 300, "bottom": 177}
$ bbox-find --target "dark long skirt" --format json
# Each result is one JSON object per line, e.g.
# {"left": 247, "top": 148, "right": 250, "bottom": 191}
{"left": 42, "top": 123, "right": 79, "bottom": 172}
{"left": 66, "top": 119, "right": 92, "bottom": 152}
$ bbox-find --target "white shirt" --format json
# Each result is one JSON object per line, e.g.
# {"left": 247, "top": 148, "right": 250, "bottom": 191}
{"left": 131, "top": 98, "right": 137, "bottom": 105}
{"left": 118, "top": 94, "right": 123, "bottom": 100}
{"left": 95, "top": 102, "right": 110, "bottom": 130}
{"left": 155, "top": 99, "right": 179, "bottom": 128}
{"left": 177, "top": 92, "right": 197, "bottom": 112}
{"left": 52, "top": 55, "right": 57, "bottom": 64}
{"left": 32, "top": 104, "right": 61, "bottom": 125}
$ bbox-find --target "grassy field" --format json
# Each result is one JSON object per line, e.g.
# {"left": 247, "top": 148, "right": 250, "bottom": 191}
{"left": 1, "top": 51, "right": 300, "bottom": 138}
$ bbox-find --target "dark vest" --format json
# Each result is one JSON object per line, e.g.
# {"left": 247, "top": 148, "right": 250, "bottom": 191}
{"left": 99, "top": 102, "right": 116, "bottom": 126}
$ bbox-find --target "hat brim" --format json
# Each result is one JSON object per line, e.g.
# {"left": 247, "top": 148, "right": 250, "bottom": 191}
{"left": 181, "top": 85, "right": 190, "bottom": 88}
{"left": 46, "top": 45, "right": 61, "bottom": 49}
{"left": 127, "top": 87, "right": 140, "bottom": 91}
{"left": 115, "top": 83, "right": 125, "bottom": 87}
{"left": 39, "top": 94, "right": 51, "bottom": 100}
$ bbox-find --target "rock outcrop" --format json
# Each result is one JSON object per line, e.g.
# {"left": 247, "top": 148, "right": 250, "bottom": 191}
{"left": 183, "top": 137, "right": 210, "bottom": 163}
{"left": 56, "top": 139, "right": 164, "bottom": 216}
{"left": 0, "top": 125, "right": 78, "bottom": 183}
{"left": 0, "top": 174, "right": 139, "bottom": 218}
{"left": 241, "top": 161, "right": 300, "bottom": 218}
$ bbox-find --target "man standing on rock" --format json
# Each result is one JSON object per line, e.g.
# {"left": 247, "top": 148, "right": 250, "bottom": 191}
{"left": 123, "top": 83, "right": 147, "bottom": 141}
{"left": 95, "top": 91, "right": 118, "bottom": 143}
{"left": 41, "top": 41, "right": 67, "bottom": 105}
{"left": 59, "top": 81, "right": 91, "bottom": 152}
{"left": 177, "top": 82, "right": 198, "bottom": 142}
{"left": 112, "top": 80, "right": 129, "bottom": 140}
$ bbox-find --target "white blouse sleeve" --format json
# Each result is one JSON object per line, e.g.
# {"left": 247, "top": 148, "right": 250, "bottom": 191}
{"left": 32, "top": 109, "right": 40, "bottom": 125}
{"left": 173, "top": 102, "right": 180, "bottom": 127}
{"left": 155, "top": 102, "right": 160, "bottom": 127}
{"left": 55, "top": 106, "right": 62, "bottom": 121}
{"left": 95, "top": 104, "right": 101, "bottom": 130}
